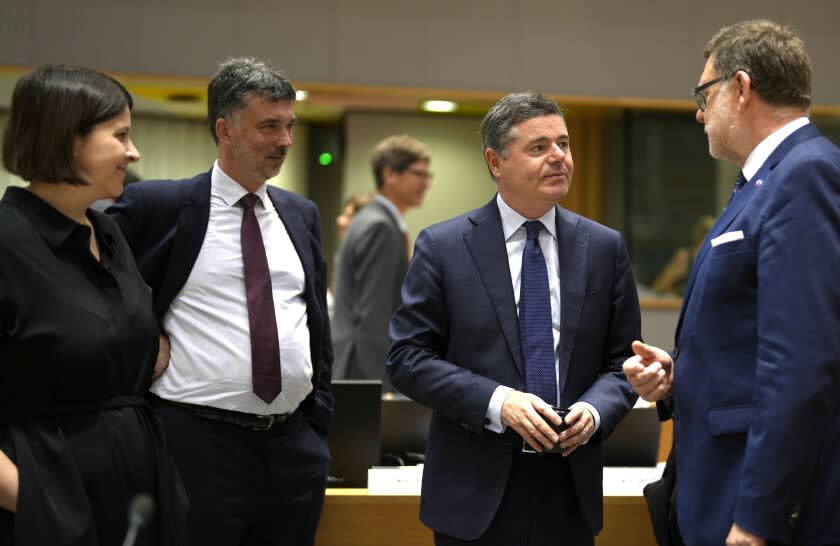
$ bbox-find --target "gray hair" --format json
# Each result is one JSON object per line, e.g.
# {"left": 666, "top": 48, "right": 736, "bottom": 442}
{"left": 481, "top": 92, "right": 563, "bottom": 158}
{"left": 704, "top": 19, "right": 811, "bottom": 109}
{"left": 207, "top": 57, "right": 296, "bottom": 142}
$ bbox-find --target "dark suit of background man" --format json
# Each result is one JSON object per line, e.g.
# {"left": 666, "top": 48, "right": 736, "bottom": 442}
{"left": 108, "top": 58, "right": 333, "bottom": 546}
{"left": 332, "top": 135, "right": 431, "bottom": 389}
{"left": 623, "top": 19, "right": 840, "bottom": 546}
{"left": 387, "top": 92, "right": 641, "bottom": 546}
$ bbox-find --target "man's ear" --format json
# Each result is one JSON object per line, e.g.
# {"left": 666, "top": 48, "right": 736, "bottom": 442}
{"left": 381, "top": 165, "right": 396, "bottom": 188}
{"left": 484, "top": 148, "right": 503, "bottom": 179}
{"left": 734, "top": 70, "right": 753, "bottom": 110}
{"left": 215, "top": 118, "right": 231, "bottom": 144}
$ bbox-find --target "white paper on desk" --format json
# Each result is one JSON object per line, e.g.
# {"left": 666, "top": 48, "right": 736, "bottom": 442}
{"left": 368, "top": 465, "right": 423, "bottom": 495}
{"left": 602, "top": 465, "right": 664, "bottom": 496}
{"left": 710, "top": 230, "right": 744, "bottom": 247}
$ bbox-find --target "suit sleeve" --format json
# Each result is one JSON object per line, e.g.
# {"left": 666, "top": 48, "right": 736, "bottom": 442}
{"left": 734, "top": 155, "right": 840, "bottom": 538}
{"left": 106, "top": 183, "right": 147, "bottom": 254}
{"left": 306, "top": 203, "right": 334, "bottom": 432}
{"left": 386, "top": 228, "right": 501, "bottom": 433}
{"left": 576, "top": 233, "right": 641, "bottom": 437}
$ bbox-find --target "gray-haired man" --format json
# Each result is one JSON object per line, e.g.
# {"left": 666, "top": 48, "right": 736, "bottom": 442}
{"left": 109, "top": 58, "right": 333, "bottom": 546}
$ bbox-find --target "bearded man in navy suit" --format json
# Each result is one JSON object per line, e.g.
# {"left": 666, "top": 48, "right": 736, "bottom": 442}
{"left": 624, "top": 20, "right": 840, "bottom": 546}
{"left": 387, "top": 92, "right": 641, "bottom": 546}
{"left": 108, "top": 58, "right": 332, "bottom": 546}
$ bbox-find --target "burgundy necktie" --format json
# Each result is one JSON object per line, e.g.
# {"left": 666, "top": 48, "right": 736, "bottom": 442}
{"left": 240, "top": 193, "right": 282, "bottom": 403}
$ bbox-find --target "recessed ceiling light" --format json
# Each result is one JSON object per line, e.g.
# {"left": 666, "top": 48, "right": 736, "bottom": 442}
{"left": 420, "top": 100, "right": 457, "bottom": 113}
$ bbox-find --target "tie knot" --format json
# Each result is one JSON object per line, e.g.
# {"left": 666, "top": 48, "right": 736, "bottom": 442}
{"left": 734, "top": 172, "right": 747, "bottom": 192}
{"left": 524, "top": 221, "right": 543, "bottom": 240}
{"left": 240, "top": 193, "right": 260, "bottom": 210}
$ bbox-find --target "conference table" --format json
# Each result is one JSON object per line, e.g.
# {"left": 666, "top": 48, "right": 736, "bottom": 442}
{"left": 316, "top": 489, "right": 656, "bottom": 546}
{"left": 316, "top": 419, "right": 671, "bottom": 545}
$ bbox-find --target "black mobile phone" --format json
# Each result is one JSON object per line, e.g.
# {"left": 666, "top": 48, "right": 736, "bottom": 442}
{"left": 522, "top": 406, "right": 570, "bottom": 454}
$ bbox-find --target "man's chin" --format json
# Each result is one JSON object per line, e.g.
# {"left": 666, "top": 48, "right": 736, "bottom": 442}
{"left": 543, "top": 184, "right": 569, "bottom": 202}
{"left": 262, "top": 166, "right": 283, "bottom": 181}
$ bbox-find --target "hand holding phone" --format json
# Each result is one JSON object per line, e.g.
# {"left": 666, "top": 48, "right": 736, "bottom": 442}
{"left": 522, "top": 406, "right": 570, "bottom": 454}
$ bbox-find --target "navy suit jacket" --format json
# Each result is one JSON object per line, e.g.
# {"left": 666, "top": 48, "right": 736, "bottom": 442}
{"left": 672, "top": 124, "right": 840, "bottom": 545}
{"left": 387, "top": 198, "right": 640, "bottom": 540}
{"left": 108, "top": 170, "right": 333, "bottom": 433}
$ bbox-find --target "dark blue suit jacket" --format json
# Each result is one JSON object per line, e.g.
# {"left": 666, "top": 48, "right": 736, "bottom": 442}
{"left": 108, "top": 170, "right": 333, "bottom": 433}
{"left": 387, "top": 198, "right": 640, "bottom": 539}
{"left": 672, "top": 124, "right": 840, "bottom": 545}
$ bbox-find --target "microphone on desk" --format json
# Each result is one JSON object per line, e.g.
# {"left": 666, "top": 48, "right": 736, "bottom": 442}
{"left": 121, "top": 493, "right": 155, "bottom": 546}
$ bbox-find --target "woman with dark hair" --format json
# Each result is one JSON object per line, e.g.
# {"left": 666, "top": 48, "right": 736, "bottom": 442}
{"left": 0, "top": 65, "right": 188, "bottom": 545}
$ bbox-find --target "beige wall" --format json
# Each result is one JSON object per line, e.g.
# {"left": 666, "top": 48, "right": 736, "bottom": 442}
{"left": 343, "top": 112, "right": 496, "bottom": 241}
{"left": 0, "top": 114, "right": 309, "bottom": 196}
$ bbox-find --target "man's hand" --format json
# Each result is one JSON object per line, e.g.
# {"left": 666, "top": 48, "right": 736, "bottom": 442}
{"left": 622, "top": 340, "right": 674, "bottom": 402}
{"left": 152, "top": 334, "right": 171, "bottom": 380}
{"left": 726, "top": 523, "right": 766, "bottom": 546}
{"left": 500, "top": 391, "right": 563, "bottom": 452}
{"left": 556, "top": 405, "right": 594, "bottom": 457}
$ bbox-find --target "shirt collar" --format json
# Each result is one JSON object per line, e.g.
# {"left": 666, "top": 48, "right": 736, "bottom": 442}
{"left": 374, "top": 194, "right": 408, "bottom": 232}
{"left": 1, "top": 186, "right": 115, "bottom": 251}
{"left": 495, "top": 193, "right": 557, "bottom": 242}
{"left": 211, "top": 161, "right": 270, "bottom": 208}
{"left": 742, "top": 117, "right": 810, "bottom": 181}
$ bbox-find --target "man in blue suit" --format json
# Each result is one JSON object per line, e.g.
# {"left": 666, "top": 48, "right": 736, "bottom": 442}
{"left": 387, "top": 92, "right": 641, "bottom": 545}
{"left": 108, "top": 58, "right": 332, "bottom": 546}
{"left": 624, "top": 20, "right": 840, "bottom": 546}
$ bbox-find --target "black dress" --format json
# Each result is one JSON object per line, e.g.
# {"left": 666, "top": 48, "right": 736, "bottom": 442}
{"left": 0, "top": 188, "right": 188, "bottom": 545}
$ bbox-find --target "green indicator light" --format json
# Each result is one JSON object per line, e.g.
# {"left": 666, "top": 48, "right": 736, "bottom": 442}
{"left": 319, "top": 152, "right": 333, "bottom": 166}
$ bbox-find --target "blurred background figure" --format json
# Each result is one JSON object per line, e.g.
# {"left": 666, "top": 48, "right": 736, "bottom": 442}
{"left": 651, "top": 215, "right": 715, "bottom": 296}
{"left": 332, "top": 135, "right": 432, "bottom": 391}
{"left": 329, "top": 192, "right": 374, "bottom": 319}
{"left": 336, "top": 192, "right": 374, "bottom": 240}
{"left": 0, "top": 65, "right": 187, "bottom": 545}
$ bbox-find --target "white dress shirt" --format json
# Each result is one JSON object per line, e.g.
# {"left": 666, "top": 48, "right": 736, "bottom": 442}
{"left": 742, "top": 117, "right": 810, "bottom": 180}
{"left": 484, "top": 194, "right": 601, "bottom": 435}
{"left": 152, "top": 162, "right": 313, "bottom": 415}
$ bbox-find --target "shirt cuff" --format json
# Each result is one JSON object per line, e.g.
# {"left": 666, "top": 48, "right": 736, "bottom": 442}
{"left": 571, "top": 401, "right": 600, "bottom": 445}
{"left": 485, "top": 385, "right": 513, "bottom": 433}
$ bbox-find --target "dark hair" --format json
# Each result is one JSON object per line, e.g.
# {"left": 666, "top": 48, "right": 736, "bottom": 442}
{"left": 2, "top": 65, "right": 133, "bottom": 185}
{"left": 207, "top": 57, "right": 296, "bottom": 143}
{"left": 704, "top": 19, "right": 811, "bottom": 109}
{"left": 480, "top": 92, "right": 563, "bottom": 180}
{"left": 370, "top": 135, "right": 430, "bottom": 189}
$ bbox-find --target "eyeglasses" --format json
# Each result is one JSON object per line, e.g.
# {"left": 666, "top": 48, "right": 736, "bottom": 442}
{"left": 406, "top": 168, "right": 434, "bottom": 180}
{"left": 691, "top": 75, "right": 727, "bottom": 112}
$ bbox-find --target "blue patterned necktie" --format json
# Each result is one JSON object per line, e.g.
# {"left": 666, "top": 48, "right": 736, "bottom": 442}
{"left": 519, "top": 221, "right": 557, "bottom": 406}
{"left": 727, "top": 171, "right": 748, "bottom": 205}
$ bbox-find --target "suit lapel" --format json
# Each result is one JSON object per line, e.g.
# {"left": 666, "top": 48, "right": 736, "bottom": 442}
{"left": 155, "top": 171, "right": 211, "bottom": 319}
{"left": 682, "top": 178, "right": 755, "bottom": 301}
{"left": 463, "top": 200, "right": 524, "bottom": 376}
{"left": 675, "top": 123, "right": 823, "bottom": 343}
{"left": 555, "top": 206, "right": 587, "bottom": 394}
{"left": 267, "top": 187, "right": 316, "bottom": 288}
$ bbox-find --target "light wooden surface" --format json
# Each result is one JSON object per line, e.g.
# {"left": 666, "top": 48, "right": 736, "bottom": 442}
{"left": 316, "top": 490, "right": 656, "bottom": 546}
{"left": 658, "top": 419, "right": 673, "bottom": 462}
